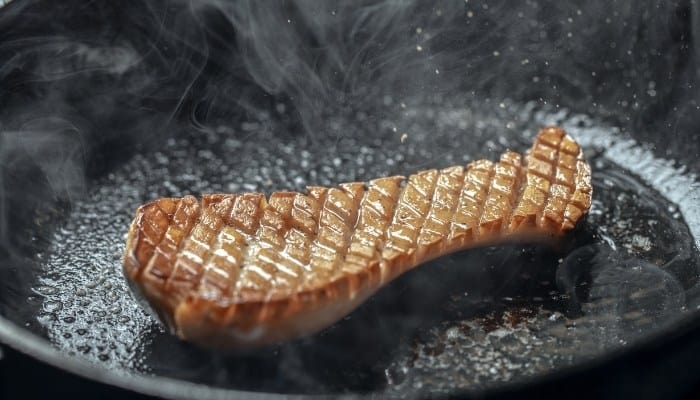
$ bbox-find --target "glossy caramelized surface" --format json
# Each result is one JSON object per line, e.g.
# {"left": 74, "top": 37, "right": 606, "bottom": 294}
{"left": 122, "top": 126, "right": 592, "bottom": 349}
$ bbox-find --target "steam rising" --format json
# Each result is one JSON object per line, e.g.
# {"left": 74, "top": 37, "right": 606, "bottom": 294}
{"left": 0, "top": 0, "right": 695, "bottom": 228}
{"left": 200, "top": 2, "right": 445, "bottom": 116}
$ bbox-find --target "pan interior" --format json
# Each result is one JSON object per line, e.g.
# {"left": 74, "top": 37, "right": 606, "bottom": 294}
{"left": 27, "top": 98, "right": 700, "bottom": 395}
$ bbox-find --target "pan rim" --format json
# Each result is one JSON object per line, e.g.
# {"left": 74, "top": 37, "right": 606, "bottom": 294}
{"left": 2, "top": 301, "right": 700, "bottom": 398}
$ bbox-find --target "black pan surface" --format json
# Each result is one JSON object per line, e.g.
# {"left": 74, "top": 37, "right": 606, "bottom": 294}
{"left": 2, "top": 0, "right": 700, "bottom": 399}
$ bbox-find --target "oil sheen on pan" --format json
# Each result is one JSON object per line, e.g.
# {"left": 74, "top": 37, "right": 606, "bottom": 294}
{"left": 122, "top": 126, "right": 593, "bottom": 350}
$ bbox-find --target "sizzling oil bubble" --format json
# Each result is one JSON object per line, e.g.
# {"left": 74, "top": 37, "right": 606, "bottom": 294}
{"left": 34, "top": 98, "right": 700, "bottom": 394}
{"left": 35, "top": 197, "right": 158, "bottom": 372}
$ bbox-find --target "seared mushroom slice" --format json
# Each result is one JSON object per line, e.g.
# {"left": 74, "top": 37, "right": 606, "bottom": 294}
{"left": 123, "top": 126, "right": 592, "bottom": 349}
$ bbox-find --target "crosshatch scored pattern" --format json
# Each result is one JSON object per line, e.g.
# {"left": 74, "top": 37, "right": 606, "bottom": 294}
{"left": 123, "top": 126, "right": 592, "bottom": 348}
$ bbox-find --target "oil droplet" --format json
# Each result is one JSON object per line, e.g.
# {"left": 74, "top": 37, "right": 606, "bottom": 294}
{"left": 34, "top": 285, "right": 58, "bottom": 296}
{"left": 43, "top": 300, "right": 63, "bottom": 313}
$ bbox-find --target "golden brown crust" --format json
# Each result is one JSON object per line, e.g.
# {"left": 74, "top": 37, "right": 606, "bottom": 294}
{"left": 122, "top": 126, "right": 592, "bottom": 349}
